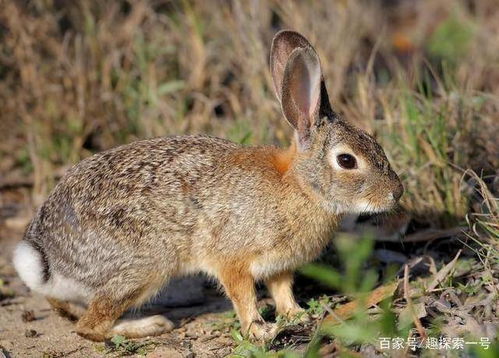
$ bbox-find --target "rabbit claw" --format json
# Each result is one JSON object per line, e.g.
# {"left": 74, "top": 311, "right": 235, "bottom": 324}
{"left": 246, "top": 321, "right": 279, "bottom": 342}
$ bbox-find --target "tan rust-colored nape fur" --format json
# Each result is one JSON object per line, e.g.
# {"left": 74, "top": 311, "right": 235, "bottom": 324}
{"left": 13, "top": 30, "right": 403, "bottom": 342}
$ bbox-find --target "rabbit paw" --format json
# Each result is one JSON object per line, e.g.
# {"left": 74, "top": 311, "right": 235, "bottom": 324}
{"left": 111, "top": 315, "right": 174, "bottom": 338}
{"left": 285, "top": 307, "right": 311, "bottom": 323}
{"left": 76, "top": 323, "right": 109, "bottom": 342}
{"left": 247, "top": 321, "right": 279, "bottom": 342}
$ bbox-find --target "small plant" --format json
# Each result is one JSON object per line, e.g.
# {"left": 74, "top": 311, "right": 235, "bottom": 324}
{"left": 0, "top": 278, "right": 15, "bottom": 301}
{"left": 305, "top": 296, "right": 333, "bottom": 317}
{"left": 100, "top": 335, "right": 157, "bottom": 356}
{"left": 210, "top": 310, "right": 241, "bottom": 332}
{"left": 300, "top": 234, "right": 407, "bottom": 353}
{"left": 229, "top": 330, "right": 300, "bottom": 358}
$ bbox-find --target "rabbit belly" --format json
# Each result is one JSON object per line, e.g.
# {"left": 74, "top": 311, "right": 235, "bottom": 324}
{"left": 250, "top": 254, "right": 302, "bottom": 280}
{"left": 13, "top": 241, "right": 93, "bottom": 304}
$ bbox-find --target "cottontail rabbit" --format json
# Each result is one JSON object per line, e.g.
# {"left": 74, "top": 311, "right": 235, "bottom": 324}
{"left": 13, "top": 30, "right": 403, "bottom": 342}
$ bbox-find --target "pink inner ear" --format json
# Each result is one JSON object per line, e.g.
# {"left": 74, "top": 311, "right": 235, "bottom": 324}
{"left": 289, "top": 51, "right": 321, "bottom": 120}
{"left": 270, "top": 31, "right": 314, "bottom": 103}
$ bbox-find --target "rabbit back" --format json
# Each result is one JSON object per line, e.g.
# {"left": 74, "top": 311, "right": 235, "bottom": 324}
{"left": 16, "top": 135, "right": 246, "bottom": 300}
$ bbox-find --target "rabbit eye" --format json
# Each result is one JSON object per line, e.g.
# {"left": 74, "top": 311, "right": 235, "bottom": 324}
{"left": 337, "top": 154, "right": 357, "bottom": 169}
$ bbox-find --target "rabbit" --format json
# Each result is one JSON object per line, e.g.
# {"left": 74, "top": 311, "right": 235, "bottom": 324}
{"left": 12, "top": 30, "right": 403, "bottom": 342}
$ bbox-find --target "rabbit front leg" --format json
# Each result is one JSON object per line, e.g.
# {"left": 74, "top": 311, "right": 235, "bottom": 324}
{"left": 266, "top": 272, "right": 308, "bottom": 321}
{"left": 218, "top": 264, "right": 278, "bottom": 342}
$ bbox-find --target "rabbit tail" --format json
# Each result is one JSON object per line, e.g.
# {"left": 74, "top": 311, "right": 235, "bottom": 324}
{"left": 13, "top": 240, "right": 91, "bottom": 303}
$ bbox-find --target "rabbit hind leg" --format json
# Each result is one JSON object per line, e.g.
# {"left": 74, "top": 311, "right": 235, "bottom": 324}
{"left": 75, "top": 271, "right": 170, "bottom": 341}
{"left": 107, "top": 272, "right": 175, "bottom": 338}
{"left": 47, "top": 297, "right": 86, "bottom": 321}
{"left": 110, "top": 314, "right": 174, "bottom": 338}
{"left": 75, "top": 291, "right": 139, "bottom": 341}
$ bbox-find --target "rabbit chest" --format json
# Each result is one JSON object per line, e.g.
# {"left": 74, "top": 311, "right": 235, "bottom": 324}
{"left": 248, "top": 206, "right": 339, "bottom": 280}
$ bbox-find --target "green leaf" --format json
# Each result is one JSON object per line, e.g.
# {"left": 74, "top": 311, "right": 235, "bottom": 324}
{"left": 427, "top": 15, "right": 473, "bottom": 61}
{"left": 110, "top": 334, "right": 126, "bottom": 347}
{"left": 231, "top": 329, "right": 244, "bottom": 343}
{"left": 157, "top": 80, "right": 185, "bottom": 95}
{"left": 300, "top": 264, "right": 342, "bottom": 289}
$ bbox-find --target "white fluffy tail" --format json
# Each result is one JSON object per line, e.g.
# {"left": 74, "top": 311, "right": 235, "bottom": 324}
{"left": 12, "top": 241, "right": 46, "bottom": 292}
{"left": 12, "top": 240, "right": 92, "bottom": 303}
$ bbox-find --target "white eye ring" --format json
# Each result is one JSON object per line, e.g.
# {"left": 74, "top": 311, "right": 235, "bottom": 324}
{"left": 329, "top": 146, "right": 364, "bottom": 171}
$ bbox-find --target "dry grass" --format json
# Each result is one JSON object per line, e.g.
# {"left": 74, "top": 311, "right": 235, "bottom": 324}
{"left": 0, "top": 0, "right": 498, "bottom": 355}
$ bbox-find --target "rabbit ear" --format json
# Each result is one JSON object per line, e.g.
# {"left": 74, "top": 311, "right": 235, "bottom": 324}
{"left": 270, "top": 30, "right": 314, "bottom": 102}
{"left": 280, "top": 47, "right": 322, "bottom": 151}
{"left": 271, "top": 30, "right": 334, "bottom": 150}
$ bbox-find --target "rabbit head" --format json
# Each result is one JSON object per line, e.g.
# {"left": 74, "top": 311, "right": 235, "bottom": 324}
{"left": 271, "top": 30, "right": 403, "bottom": 215}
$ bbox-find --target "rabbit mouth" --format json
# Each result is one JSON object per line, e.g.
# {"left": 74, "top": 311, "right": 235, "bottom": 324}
{"left": 350, "top": 199, "right": 396, "bottom": 215}
{"left": 322, "top": 199, "right": 393, "bottom": 216}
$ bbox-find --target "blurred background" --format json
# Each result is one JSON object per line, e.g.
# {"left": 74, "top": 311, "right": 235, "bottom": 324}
{"left": 1, "top": 0, "right": 497, "bottom": 224}
{"left": 0, "top": 1, "right": 498, "bottom": 356}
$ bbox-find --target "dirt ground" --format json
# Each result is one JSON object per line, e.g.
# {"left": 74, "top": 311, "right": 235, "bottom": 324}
{"left": 0, "top": 190, "right": 243, "bottom": 358}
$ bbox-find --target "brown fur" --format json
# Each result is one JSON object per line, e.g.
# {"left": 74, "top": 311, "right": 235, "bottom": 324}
{"left": 76, "top": 290, "right": 144, "bottom": 341}
{"left": 218, "top": 262, "right": 260, "bottom": 334}
{"left": 270, "top": 142, "right": 297, "bottom": 175}
{"left": 47, "top": 297, "right": 85, "bottom": 321}
{"left": 265, "top": 271, "right": 303, "bottom": 318}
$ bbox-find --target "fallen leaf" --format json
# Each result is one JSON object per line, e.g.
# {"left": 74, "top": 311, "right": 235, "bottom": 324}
{"left": 403, "top": 227, "right": 465, "bottom": 242}
{"left": 398, "top": 301, "right": 427, "bottom": 329}
{"left": 322, "top": 281, "right": 400, "bottom": 325}
{"left": 404, "top": 265, "right": 427, "bottom": 341}
{"left": 427, "top": 250, "right": 462, "bottom": 291}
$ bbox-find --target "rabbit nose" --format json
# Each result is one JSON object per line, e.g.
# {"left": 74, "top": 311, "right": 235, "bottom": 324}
{"left": 392, "top": 182, "right": 404, "bottom": 202}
